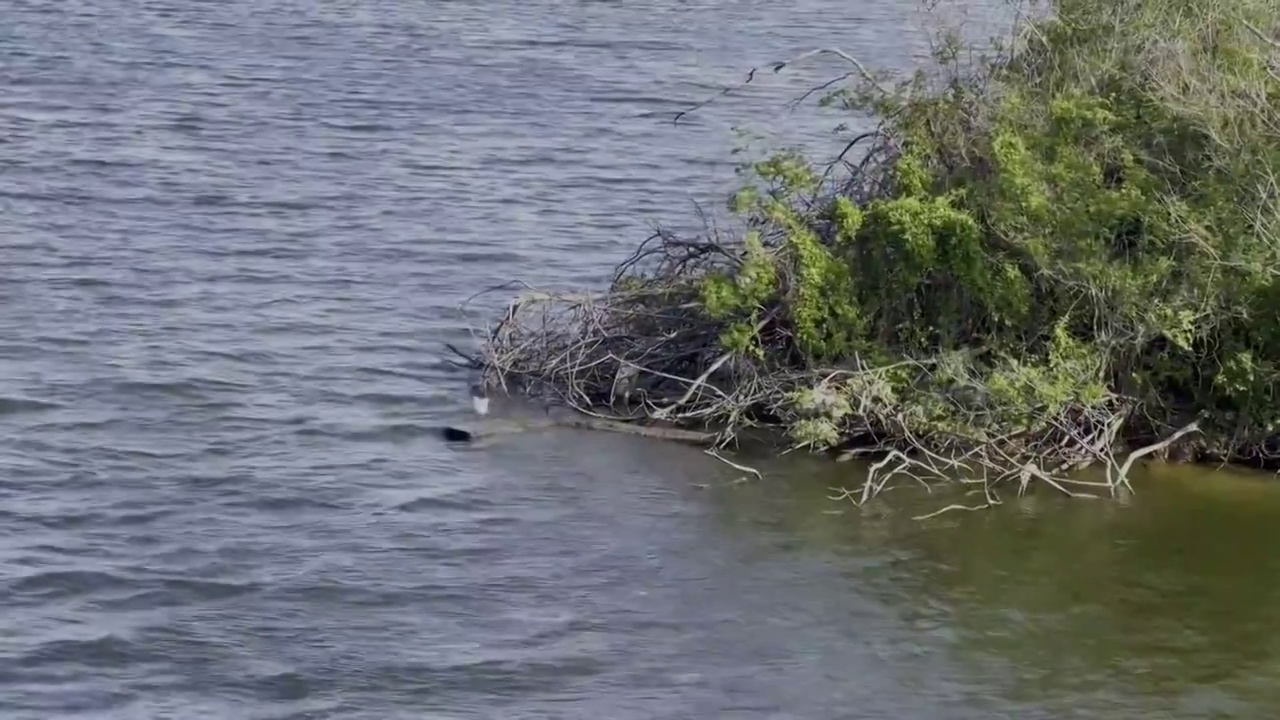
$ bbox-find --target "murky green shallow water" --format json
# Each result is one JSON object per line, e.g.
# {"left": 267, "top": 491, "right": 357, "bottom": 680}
{"left": 715, "top": 451, "right": 1280, "bottom": 718}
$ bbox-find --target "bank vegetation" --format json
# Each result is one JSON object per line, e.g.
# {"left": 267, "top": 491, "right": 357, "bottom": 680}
{"left": 466, "top": 0, "right": 1280, "bottom": 506}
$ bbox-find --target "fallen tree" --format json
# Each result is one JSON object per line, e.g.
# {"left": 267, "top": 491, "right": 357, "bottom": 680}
{"left": 467, "top": 0, "right": 1280, "bottom": 507}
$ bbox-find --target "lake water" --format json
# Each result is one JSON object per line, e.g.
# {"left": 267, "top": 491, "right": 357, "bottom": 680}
{"left": 5, "top": 1, "right": 1280, "bottom": 718}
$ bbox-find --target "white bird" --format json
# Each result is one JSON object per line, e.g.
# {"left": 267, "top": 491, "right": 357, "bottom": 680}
{"left": 470, "top": 383, "right": 489, "bottom": 416}
{"left": 610, "top": 362, "right": 639, "bottom": 409}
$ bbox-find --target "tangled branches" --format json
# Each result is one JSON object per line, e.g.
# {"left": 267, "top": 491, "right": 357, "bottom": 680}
{"left": 467, "top": 233, "right": 792, "bottom": 446}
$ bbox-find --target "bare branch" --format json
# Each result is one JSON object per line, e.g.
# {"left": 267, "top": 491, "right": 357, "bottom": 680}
{"left": 1112, "top": 420, "right": 1203, "bottom": 488}
{"left": 705, "top": 448, "right": 764, "bottom": 481}
{"left": 913, "top": 503, "right": 993, "bottom": 521}
{"left": 673, "top": 47, "right": 890, "bottom": 125}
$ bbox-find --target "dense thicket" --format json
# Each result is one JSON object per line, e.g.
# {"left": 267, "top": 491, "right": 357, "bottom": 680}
{"left": 479, "top": 0, "right": 1280, "bottom": 496}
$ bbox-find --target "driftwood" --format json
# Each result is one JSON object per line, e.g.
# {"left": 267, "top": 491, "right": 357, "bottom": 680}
{"left": 440, "top": 419, "right": 536, "bottom": 442}
{"left": 441, "top": 410, "right": 716, "bottom": 445}
{"left": 552, "top": 415, "right": 717, "bottom": 443}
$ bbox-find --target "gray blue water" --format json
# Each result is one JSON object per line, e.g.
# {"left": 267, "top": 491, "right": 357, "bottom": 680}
{"left": 6, "top": 1, "right": 1280, "bottom": 718}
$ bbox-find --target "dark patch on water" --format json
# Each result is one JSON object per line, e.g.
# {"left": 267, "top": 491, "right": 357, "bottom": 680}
{"left": 0, "top": 396, "right": 63, "bottom": 414}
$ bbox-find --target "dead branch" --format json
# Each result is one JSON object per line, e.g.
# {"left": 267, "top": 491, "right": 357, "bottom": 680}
{"left": 912, "top": 503, "right": 993, "bottom": 521}
{"left": 1108, "top": 419, "right": 1202, "bottom": 489}
{"left": 673, "top": 47, "right": 890, "bottom": 125}
{"left": 705, "top": 448, "right": 764, "bottom": 481}
{"left": 443, "top": 342, "right": 483, "bottom": 370}
{"left": 1242, "top": 20, "right": 1280, "bottom": 50}
{"left": 442, "top": 412, "right": 716, "bottom": 445}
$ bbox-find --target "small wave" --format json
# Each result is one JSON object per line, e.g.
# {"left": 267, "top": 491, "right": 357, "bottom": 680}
{"left": 248, "top": 197, "right": 349, "bottom": 212}
{"left": 21, "top": 634, "right": 157, "bottom": 669}
{"left": 350, "top": 365, "right": 442, "bottom": 381}
{"left": 435, "top": 248, "right": 530, "bottom": 265}
{"left": 264, "top": 578, "right": 452, "bottom": 608}
{"left": 109, "top": 376, "right": 253, "bottom": 399}
{"left": 223, "top": 494, "right": 345, "bottom": 512}
{"left": 399, "top": 160, "right": 473, "bottom": 172}
{"left": 157, "top": 576, "right": 261, "bottom": 602}
{"left": 17, "top": 418, "right": 115, "bottom": 435}
{"left": 486, "top": 37, "right": 686, "bottom": 52}
{"left": 23, "top": 508, "right": 172, "bottom": 530}
{"left": 518, "top": 616, "right": 600, "bottom": 646}
{"left": 191, "top": 347, "right": 283, "bottom": 364}
{"left": 251, "top": 295, "right": 304, "bottom": 308}
{"left": 317, "top": 120, "right": 397, "bottom": 132}
{"left": 58, "top": 275, "right": 114, "bottom": 287}
{"left": 295, "top": 423, "right": 439, "bottom": 442}
{"left": 200, "top": 415, "right": 289, "bottom": 434}
{"left": 197, "top": 244, "right": 312, "bottom": 260}
{"left": 586, "top": 93, "right": 690, "bottom": 108}
{"left": 393, "top": 495, "right": 480, "bottom": 513}
{"left": 348, "top": 391, "right": 428, "bottom": 407}
{"left": 0, "top": 396, "right": 62, "bottom": 414}
{"left": 81, "top": 571, "right": 260, "bottom": 610}
{"left": 368, "top": 654, "right": 605, "bottom": 697}
{"left": 95, "top": 445, "right": 193, "bottom": 462}
{"left": 110, "top": 509, "right": 177, "bottom": 527}
{"left": 245, "top": 670, "right": 312, "bottom": 702}
{"left": 5, "top": 570, "right": 136, "bottom": 604}
{"left": 109, "top": 379, "right": 209, "bottom": 399}
{"left": 64, "top": 156, "right": 148, "bottom": 170}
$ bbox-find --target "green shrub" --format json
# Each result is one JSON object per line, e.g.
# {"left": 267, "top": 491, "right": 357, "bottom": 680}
{"left": 698, "top": 0, "right": 1280, "bottom": 461}
{"left": 485, "top": 0, "right": 1280, "bottom": 476}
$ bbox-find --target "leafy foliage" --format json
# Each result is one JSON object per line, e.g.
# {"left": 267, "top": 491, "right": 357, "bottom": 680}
{"left": 483, "top": 0, "right": 1280, "bottom": 478}
{"left": 696, "top": 0, "right": 1280, "bottom": 463}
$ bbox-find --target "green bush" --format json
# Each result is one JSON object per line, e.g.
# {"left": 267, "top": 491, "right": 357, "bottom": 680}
{"left": 699, "top": 0, "right": 1280, "bottom": 462}
{"left": 483, "top": 0, "right": 1280, "bottom": 480}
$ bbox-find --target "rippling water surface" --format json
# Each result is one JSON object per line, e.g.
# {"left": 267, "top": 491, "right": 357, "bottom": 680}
{"left": 7, "top": 1, "right": 1280, "bottom": 718}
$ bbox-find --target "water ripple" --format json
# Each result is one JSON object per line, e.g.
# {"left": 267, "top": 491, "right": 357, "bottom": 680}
{"left": 0, "top": 396, "right": 62, "bottom": 414}
{"left": 0, "top": 0, "right": 1041, "bottom": 718}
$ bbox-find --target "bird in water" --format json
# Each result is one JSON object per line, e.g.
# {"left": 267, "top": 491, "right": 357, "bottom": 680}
{"left": 470, "top": 382, "right": 489, "bottom": 416}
